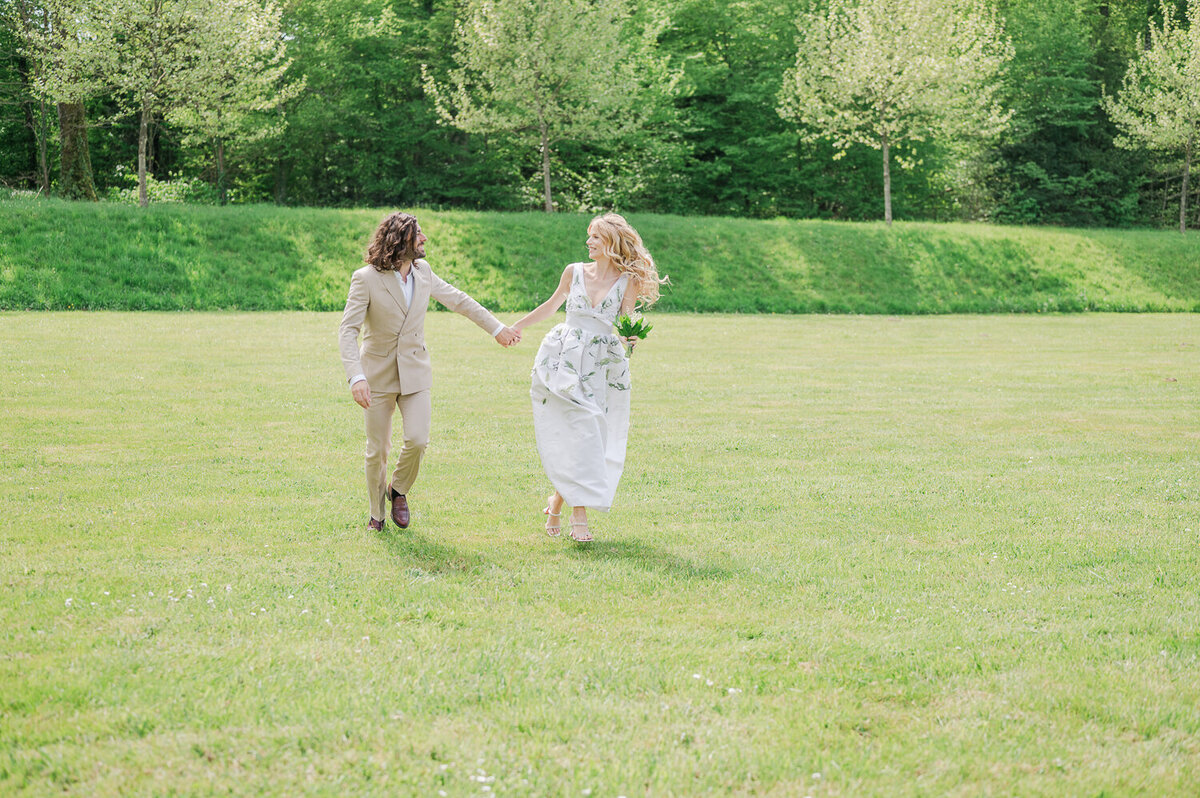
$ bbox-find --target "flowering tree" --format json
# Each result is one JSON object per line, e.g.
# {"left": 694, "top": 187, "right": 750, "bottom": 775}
{"left": 423, "top": 0, "right": 674, "bottom": 212}
{"left": 777, "top": 0, "right": 1013, "bottom": 224}
{"left": 11, "top": 0, "right": 103, "bottom": 198}
{"left": 165, "top": 0, "right": 302, "bottom": 204}
{"left": 24, "top": 0, "right": 297, "bottom": 206}
{"left": 1104, "top": 0, "right": 1200, "bottom": 234}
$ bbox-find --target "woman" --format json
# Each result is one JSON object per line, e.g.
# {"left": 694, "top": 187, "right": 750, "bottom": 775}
{"left": 512, "top": 213, "right": 666, "bottom": 542}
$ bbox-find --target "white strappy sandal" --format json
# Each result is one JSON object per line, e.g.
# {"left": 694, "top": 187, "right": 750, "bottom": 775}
{"left": 542, "top": 500, "right": 562, "bottom": 537}
{"left": 568, "top": 519, "right": 593, "bottom": 543}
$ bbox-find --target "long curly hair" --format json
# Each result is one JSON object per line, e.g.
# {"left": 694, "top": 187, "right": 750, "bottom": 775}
{"left": 589, "top": 213, "right": 668, "bottom": 307}
{"left": 365, "top": 212, "right": 422, "bottom": 272}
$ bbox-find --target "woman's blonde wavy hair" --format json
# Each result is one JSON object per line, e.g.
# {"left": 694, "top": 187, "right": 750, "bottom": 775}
{"left": 589, "top": 213, "right": 668, "bottom": 308}
{"left": 365, "top": 211, "right": 421, "bottom": 272}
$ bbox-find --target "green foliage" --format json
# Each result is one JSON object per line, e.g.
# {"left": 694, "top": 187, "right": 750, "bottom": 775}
{"left": 0, "top": 39, "right": 38, "bottom": 184}
{"left": 1, "top": 311, "right": 1198, "bottom": 794}
{"left": 615, "top": 314, "right": 652, "bottom": 338}
{"left": 2, "top": 198, "right": 1198, "bottom": 312}
{"left": 1, "top": 0, "right": 1196, "bottom": 225}
{"left": 423, "top": 0, "right": 676, "bottom": 211}
{"left": 647, "top": 0, "right": 804, "bottom": 217}
{"left": 778, "top": 0, "right": 1014, "bottom": 224}
{"left": 1104, "top": 0, "right": 1200, "bottom": 232}
{"left": 102, "top": 167, "right": 220, "bottom": 205}
{"left": 261, "top": 0, "right": 525, "bottom": 209}
{"left": 991, "top": 1, "right": 1141, "bottom": 226}
{"left": 616, "top": 312, "right": 651, "bottom": 355}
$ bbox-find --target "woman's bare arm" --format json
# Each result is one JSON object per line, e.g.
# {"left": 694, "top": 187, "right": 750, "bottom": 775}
{"left": 513, "top": 266, "right": 574, "bottom": 332}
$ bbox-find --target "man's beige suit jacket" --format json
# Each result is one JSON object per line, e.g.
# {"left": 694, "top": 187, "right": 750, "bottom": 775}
{"left": 338, "top": 260, "right": 501, "bottom": 395}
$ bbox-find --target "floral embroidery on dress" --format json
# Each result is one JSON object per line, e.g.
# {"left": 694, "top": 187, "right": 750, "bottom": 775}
{"left": 557, "top": 265, "right": 630, "bottom": 400}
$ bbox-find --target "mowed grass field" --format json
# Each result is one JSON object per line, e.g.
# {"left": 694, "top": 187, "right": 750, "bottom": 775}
{"left": 2, "top": 311, "right": 1198, "bottom": 796}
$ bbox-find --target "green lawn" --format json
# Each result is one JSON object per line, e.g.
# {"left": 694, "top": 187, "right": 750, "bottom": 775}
{"left": 3, "top": 198, "right": 1200, "bottom": 313}
{"left": 2, "top": 311, "right": 1198, "bottom": 796}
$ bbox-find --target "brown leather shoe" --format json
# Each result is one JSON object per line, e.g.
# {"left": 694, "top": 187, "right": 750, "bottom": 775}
{"left": 367, "top": 518, "right": 384, "bottom": 532}
{"left": 388, "top": 484, "right": 410, "bottom": 529}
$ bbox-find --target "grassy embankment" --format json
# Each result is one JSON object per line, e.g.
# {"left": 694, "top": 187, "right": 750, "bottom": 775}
{"left": 1, "top": 312, "right": 1198, "bottom": 795}
{"left": 2, "top": 197, "right": 1198, "bottom": 312}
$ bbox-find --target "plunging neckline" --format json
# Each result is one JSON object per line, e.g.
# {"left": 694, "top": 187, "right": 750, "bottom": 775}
{"left": 580, "top": 263, "right": 622, "bottom": 310}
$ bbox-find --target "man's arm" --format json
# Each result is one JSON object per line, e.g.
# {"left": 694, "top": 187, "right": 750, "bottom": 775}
{"left": 428, "top": 270, "right": 519, "bottom": 346}
{"left": 339, "top": 270, "right": 372, "bottom": 407}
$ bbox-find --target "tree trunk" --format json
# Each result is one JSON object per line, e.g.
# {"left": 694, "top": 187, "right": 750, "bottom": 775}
{"left": 1180, "top": 138, "right": 1192, "bottom": 234}
{"left": 18, "top": 0, "right": 50, "bottom": 193}
{"left": 274, "top": 158, "right": 289, "bottom": 205}
{"left": 57, "top": 102, "right": 98, "bottom": 201}
{"left": 31, "top": 99, "right": 51, "bottom": 194}
{"left": 138, "top": 100, "right": 150, "bottom": 208}
{"left": 540, "top": 121, "right": 553, "bottom": 213}
{"left": 882, "top": 131, "right": 892, "bottom": 226}
{"left": 216, "top": 138, "right": 227, "bottom": 205}
{"left": 16, "top": 69, "right": 50, "bottom": 193}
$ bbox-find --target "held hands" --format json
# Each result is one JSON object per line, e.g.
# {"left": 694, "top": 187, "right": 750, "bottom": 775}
{"left": 495, "top": 326, "right": 521, "bottom": 347}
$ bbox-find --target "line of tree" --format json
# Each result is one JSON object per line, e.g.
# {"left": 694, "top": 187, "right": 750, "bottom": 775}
{"left": 1, "top": 0, "right": 1198, "bottom": 231}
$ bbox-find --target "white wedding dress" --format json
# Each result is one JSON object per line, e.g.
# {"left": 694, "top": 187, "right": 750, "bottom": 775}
{"left": 531, "top": 263, "right": 632, "bottom": 511}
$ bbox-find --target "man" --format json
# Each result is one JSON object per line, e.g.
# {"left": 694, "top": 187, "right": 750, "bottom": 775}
{"left": 339, "top": 211, "right": 520, "bottom": 531}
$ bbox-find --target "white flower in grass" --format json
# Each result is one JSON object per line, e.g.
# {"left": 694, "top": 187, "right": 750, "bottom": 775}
{"left": 148, "top": 592, "right": 154, "bottom": 597}
{"left": 65, "top": 598, "right": 73, "bottom": 606}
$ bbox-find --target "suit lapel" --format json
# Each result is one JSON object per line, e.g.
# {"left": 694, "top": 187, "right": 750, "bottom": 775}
{"left": 378, "top": 268, "right": 409, "bottom": 314}
{"left": 400, "top": 263, "right": 429, "bottom": 335}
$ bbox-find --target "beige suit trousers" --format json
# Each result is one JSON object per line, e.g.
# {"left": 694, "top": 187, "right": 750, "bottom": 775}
{"left": 364, "top": 388, "right": 431, "bottom": 522}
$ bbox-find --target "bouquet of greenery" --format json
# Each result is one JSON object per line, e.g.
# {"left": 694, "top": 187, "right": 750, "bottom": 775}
{"left": 616, "top": 314, "right": 652, "bottom": 357}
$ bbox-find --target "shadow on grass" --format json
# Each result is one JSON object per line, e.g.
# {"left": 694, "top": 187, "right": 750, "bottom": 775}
{"left": 372, "top": 526, "right": 485, "bottom": 574}
{"left": 561, "top": 537, "right": 735, "bottom": 581}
